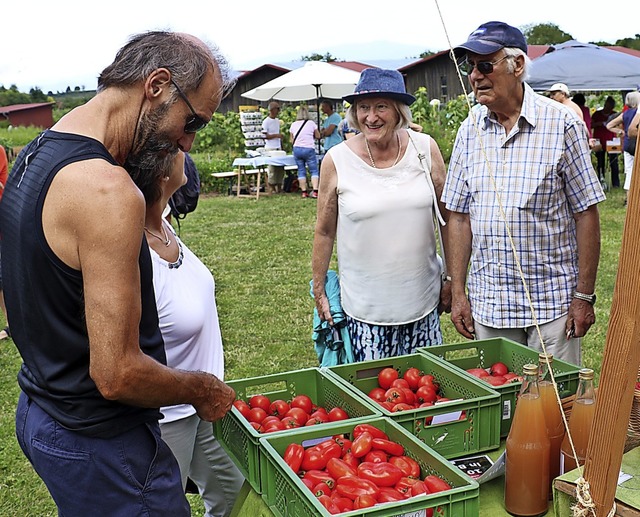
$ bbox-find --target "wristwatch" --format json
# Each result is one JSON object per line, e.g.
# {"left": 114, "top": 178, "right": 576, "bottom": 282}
{"left": 573, "top": 291, "right": 596, "bottom": 305}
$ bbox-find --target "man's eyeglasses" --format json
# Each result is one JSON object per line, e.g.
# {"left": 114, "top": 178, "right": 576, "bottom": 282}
{"left": 459, "top": 55, "right": 510, "bottom": 76}
{"left": 170, "top": 78, "right": 209, "bottom": 133}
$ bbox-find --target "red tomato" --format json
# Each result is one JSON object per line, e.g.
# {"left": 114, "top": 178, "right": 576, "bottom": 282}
{"left": 290, "top": 394, "right": 313, "bottom": 414}
{"left": 353, "top": 494, "right": 377, "bottom": 509}
{"left": 410, "top": 480, "right": 429, "bottom": 497}
{"left": 247, "top": 407, "right": 268, "bottom": 424}
{"left": 233, "top": 399, "right": 251, "bottom": 419}
{"left": 285, "top": 407, "right": 309, "bottom": 426}
{"left": 269, "top": 399, "right": 290, "bottom": 417}
{"left": 403, "top": 367, "right": 423, "bottom": 390}
{"left": 330, "top": 494, "right": 354, "bottom": 512}
{"left": 401, "top": 388, "right": 416, "bottom": 405}
{"left": 416, "top": 385, "right": 438, "bottom": 404}
{"left": 395, "top": 476, "right": 422, "bottom": 496}
{"left": 306, "top": 411, "right": 330, "bottom": 426}
{"left": 336, "top": 476, "right": 380, "bottom": 500}
{"left": 334, "top": 436, "right": 352, "bottom": 452}
{"left": 303, "top": 469, "right": 336, "bottom": 490}
{"left": 249, "top": 422, "right": 262, "bottom": 432}
{"left": 341, "top": 452, "right": 361, "bottom": 469}
{"left": 391, "top": 403, "right": 413, "bottom": 412}
{"left": 280, "top": 416, "right": 301, "bottom": 429}
{"left": 466, "top": 368, "right": 489, "bottom": 379}
{"left": 283, "top": 443, "right": 304, "bottom": 473}
{"left": 328, "top": 407, "right": 349, "bottom": 422}
{"left": 301, "top": 477, "right": 315, "bottom": 491}
{"left": 391, "top": 378, "right": 411, "bottom": 390}
{"left": 301, "top": 448, "right": 327, "bottom": 471}
{"left": 326, "top": 457, "right": 357, "bottom": 480}
{"left": 261, "top": 415, "right": 281, "bottom": 427}
{"left": 384, "top": 387, "right": 406, "bottom": 405}
{"left": 357, "top": 461, "right": 404, "bottom": 487}
{"left": 484, "top": 375, "right": 507, "bottom": 386}
{"left": 313, "top": 482, "right": 332, "bottom": 497}
{"left": 248, "top": 394, "right": 271, "bottom": 412}
{"left": 368, "top": 387, "right": 387, "bottom": 402}
{"left": 351, "top": 431, "right": 373, "bottom": 458}
{"left": 262, "top": 420, "right": 285, "bottom": 433}
{"left": 363, "top": 450, "right": 388, "bottom": 463}
{"left": 423, "top": 475, "right": 452, "bottom": 493}
{"left": 317, "top": 494, "right": 340, "bottom": 514}
{"left": 490, "top": 361, "right": 509, "bottom": 377}
{"left": 377, "top": 367, "right": 399, "bottom": 389}
{"left": 418, "top": 374, "right": 436, "bottom": 387}
{"left": 353, "top": 424, "right": 388, "bottom": 440}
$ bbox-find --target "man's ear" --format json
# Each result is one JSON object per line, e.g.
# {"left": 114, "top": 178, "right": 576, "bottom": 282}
{"left": 145, "top": 68, "right": 171, "bottom": 100}
{"left": 513, "top": 55, "right": 526, "bottom": 79}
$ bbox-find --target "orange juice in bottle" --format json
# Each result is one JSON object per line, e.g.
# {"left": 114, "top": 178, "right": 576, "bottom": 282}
{"left": 505, "top": 363, "right": 550, "bottom": 516}
{"left": 560, "top": 368, "right": 596, "bottom": 474}
{"left": 538, "top": 353, "right": 565, "bottom": 498}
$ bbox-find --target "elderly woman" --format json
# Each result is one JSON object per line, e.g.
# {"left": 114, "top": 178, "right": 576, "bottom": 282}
{"left": 312, "top": 68, "right": 451, "bottom": 361}
{"left": 137, "top": 151, "right": 244, "bottom": 517}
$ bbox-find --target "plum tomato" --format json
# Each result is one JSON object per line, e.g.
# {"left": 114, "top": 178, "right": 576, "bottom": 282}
{"left": 423, "top": 474, "right": 452, "bottom": 493}
{"left": 378, "top": 367, "right": 399, "bottom": 389}
{"left": 290, "top": 394, "right": 313, "bottom": 414}
{"left": 490, "top": 361, "right": 509, "bottom": 377}
{"left": 248, "top": 394, "right": 271, "bottom": 412}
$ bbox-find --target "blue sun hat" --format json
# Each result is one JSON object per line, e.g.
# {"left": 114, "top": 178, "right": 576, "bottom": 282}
{"left": 343, "top": 68, "right": 415, "bottom": 106}
{"left": 454, "top": 21, "right": 527, "bottom": 58}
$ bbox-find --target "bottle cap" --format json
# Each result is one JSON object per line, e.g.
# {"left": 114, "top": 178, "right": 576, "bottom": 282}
{"left": 523, "top": 363, "right": 539, "bottom": 376}
{"left": 579, "top": 368, "right": 594, "bottom": 380}
{"left": 538, "top": 352, "right": 554, "bottom": 362}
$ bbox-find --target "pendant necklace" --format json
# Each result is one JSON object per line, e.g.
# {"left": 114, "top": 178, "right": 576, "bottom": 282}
{"left": 364, "top": 131, "right": 402, "bottom": 169}
{"left": 144, "top": 222, "right": 171, "bottom": 247}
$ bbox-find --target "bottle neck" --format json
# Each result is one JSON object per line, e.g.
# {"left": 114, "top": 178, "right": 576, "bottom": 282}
{"left": 520, "top": 372, "right": 541, "bottom": 398}
{"left": 575, "top": 378, "right": 596, "bottom": 403}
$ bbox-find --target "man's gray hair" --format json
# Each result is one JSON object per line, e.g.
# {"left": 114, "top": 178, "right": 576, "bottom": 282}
{"left": 503, "top": 47, "right": 531, "bottom": 83}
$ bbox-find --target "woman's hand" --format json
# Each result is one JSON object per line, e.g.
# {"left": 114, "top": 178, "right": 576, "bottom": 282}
{"left": 314, "top": 292, "right": 334, "bottom": 326}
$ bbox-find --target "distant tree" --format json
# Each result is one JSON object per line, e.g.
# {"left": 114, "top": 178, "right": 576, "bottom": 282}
{"left": 66, "top": 86, "right": 71, "bottom": 93}
{"left": 614, "top": 35, "right": 640, "bottom": 50}
{"left": 522, "top": 23, "right": 573, "bottom": 45}
{"left": 301, "top": 52, "right": 339, "bottom": 62}
{"left": 0, "top": 85, "right": 31, "bottom": 107}
{"left": 419, "top": 50, "right": 436, "bottom": 58}
{"left": 29, "top": 87, "right": 48, "bottom": 103}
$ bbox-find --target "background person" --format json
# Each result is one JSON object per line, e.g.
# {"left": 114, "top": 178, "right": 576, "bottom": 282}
{"left": 0, "top": 144, "right": 8, "bottom": 341}
{"left": 606, "top": 91, "right": 640, "bottom": 204}
{"left": 592, "top": 95, "right": 621, "bottom": 187}
{"left": 261, "top": 101, "right": 285, "bottom": 193}
{"left": 444, "top": 21, "right": 605, "bottom": 365}
{"left": 289, "top": 105, "right": 321, "bottom": 198}
{"left": 547, "top": 83, "right": 584, "bottom": 121}
{"left": 573, "top": 92, "right": 592, "bottom": 135}
{"left": 312, "top": 68, "right": 451, "bottom": 362}
{"left": 319, "top": 100, "right": 343, "bottom": 152}
{"left": 142, "top": 152, "right": 243, "bottom": 517}
{"left": 0, "top": 31, "right": 237, "bottom": 516}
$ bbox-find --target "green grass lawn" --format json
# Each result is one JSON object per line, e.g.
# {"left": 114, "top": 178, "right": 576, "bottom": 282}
{"left": 0, "top": 187, "right": 626, "bottom": 516}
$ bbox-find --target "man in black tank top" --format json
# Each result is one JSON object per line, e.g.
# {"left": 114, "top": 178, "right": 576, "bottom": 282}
{"left": 0, "top": 31, "right": 238, "bottom": 516}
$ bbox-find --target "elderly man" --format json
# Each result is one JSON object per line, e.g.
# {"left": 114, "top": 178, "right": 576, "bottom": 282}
{"left": 0, "top": 32, "right": 237, "bottom": 515}
{"left": 442, "top": 21, "right": 605, "bottom": 365}
{"left": 262, "top": 100, "right": 285, "bottom": 193}
{"left": 548, "top": 82, "right": 584, "bottom": 121}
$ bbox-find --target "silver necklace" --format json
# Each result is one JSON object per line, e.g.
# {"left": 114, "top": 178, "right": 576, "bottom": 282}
{"left": 144, "top": 221, "right": 171, "bottom": 247}
{"left": 364, "top": 131, "right": 402, "bottom": 168}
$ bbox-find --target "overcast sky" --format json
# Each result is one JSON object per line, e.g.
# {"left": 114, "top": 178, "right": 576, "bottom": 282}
{"left": 3, "top": 0, "right": 637, "bottom": 93}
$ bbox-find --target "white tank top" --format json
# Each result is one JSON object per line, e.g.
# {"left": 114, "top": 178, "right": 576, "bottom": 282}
{"left": 330, "top": 130, "right": 441, "bottom": 325}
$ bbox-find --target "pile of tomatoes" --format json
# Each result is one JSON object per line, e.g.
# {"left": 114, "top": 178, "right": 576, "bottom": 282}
{"left": 233, "top": 393, "right": 350, "bottom": 434}
{"left": 465, "top": 361, "right": 522, "bottom": 387}
{"left": 366, "top": 367, "right": 452, "bottom": 413}
{"left": 282, "top": 423, "right": 451, "bottom": 514}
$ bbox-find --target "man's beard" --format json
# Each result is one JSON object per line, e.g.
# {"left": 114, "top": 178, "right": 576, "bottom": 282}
{"left": 125, "top": 102, "right": 179, "bottom": 197}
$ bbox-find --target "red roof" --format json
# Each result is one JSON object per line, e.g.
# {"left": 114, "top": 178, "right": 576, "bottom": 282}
{"left": 0, "top": 102, "right": 54, "bottom": 114}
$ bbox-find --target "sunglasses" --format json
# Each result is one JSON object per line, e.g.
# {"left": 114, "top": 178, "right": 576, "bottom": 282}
{"left": 170, "top": 78, "right": 209, "bottom": 133}
{"left": 459, "top": 55, "right": 510, "bottom": 76}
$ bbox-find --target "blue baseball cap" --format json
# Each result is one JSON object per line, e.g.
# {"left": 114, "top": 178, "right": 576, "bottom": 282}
{"left": 454, "top": 21, "right": 527, "bottom": 58}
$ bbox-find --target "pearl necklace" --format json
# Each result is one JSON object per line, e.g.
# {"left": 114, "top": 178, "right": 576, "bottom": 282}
{"left": 144, "top": 221, "right": 171, "bottom": 247}
{"left": 364, "top": 131, "right": 402, "bottom": 169}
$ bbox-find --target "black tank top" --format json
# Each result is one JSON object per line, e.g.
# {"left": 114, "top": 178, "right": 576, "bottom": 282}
{"left": 0, "top": 130, "right": 165, "bottom": 438}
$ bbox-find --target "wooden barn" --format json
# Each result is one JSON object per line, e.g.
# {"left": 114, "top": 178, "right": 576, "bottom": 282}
{"left": 0, "top": 102, "right": 55, "bottom": 128}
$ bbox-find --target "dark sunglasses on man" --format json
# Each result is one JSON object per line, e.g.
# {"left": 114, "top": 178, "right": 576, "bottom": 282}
{"left": 170, "top": 78, "right": 209, "bottom": 133}
{"left": 459, "top": 55, "right": 510, "bottom": 76}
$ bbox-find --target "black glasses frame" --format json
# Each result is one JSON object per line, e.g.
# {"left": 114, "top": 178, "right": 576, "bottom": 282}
{"left": 459, "top": 55, "right": 510, "bottom": 76}
{"left": 170, "top": 78, "right": 209, "bottom": 133}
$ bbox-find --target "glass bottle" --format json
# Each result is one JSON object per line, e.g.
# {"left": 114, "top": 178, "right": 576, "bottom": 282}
{"left": 560, "top": 368, "right": 597, "bottom": 474}
{"left": 505, "top": 364, "right": 550, "bottom": 516}
{"left": 538, "top": 353, "right": 565, "bottom": 498}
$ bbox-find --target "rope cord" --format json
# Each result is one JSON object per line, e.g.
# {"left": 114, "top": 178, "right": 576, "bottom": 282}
{"left": 432, "top": 2, "right": 600, "bottom": 515}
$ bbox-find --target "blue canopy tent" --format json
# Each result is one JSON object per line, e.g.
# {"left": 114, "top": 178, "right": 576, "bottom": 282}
{"left": 527, "top": 40, "right": 640, "bottom": 92}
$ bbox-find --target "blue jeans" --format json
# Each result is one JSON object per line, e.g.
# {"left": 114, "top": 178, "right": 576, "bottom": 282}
{"left": 293, "top": 146, "right": 319, "bottom": 180}
{"left": 16, "top": 392, "right": 189, "bottom": 516}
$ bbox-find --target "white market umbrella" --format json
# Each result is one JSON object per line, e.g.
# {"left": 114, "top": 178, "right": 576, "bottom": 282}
{"left": 241, "top": 61, "right": 361, "bottom": 102}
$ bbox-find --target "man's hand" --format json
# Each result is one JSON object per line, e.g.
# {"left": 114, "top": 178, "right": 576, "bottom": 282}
{"left": 451, "top": 293, "right": 475, "bottom": 339}
{"left": 194, "top": 374, "right": 236, "bottom": 423}
{"left": 438, "top": 280, "right": 452, "bottom": 314}
{"left": 566, "top": 298, "right": 596, "bottom": 338}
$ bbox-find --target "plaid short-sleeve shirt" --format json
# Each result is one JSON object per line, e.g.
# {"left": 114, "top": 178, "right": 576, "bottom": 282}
{"left": 442, "top": 84, "right": 605, "bottom": 328}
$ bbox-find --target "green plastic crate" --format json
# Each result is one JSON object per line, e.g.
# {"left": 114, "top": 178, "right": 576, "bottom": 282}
{"left": 259, "top": 416, "right": 479, "bottom": 517}
{"left": 324, "top": 353, "right": 501, "bottom": 459}
{"left": 420, "top": 338, "right": 581, "bottom": 437}
{"left": 213, "top": 367, "right": 381, "bottom": 493}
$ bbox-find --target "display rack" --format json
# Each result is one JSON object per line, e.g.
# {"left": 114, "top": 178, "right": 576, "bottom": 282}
{"left": 239, "top": 105, "right": 264, "bottom": 151}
